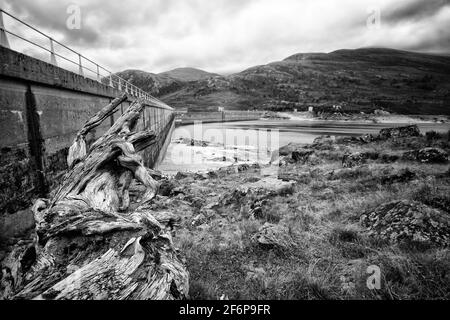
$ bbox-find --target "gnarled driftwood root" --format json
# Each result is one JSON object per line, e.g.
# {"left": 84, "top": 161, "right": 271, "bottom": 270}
{"left": 1, "top": 96, "right": 188, "bottom": 300}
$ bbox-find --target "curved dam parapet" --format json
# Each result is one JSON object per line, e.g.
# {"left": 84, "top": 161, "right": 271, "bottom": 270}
{"left": 0, "top": 46, "right": 175, "bottom": 240}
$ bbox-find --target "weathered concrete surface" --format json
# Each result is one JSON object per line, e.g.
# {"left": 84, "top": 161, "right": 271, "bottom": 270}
{"left": 0, "top": 46, "right": 174, "bottom": 241}
{"left": 0, "top": 46, "right": 123, "bottom": 98}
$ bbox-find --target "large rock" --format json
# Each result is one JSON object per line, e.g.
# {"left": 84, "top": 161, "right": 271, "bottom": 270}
{"left": 379, "top": 168, "right": 417, "bottom": 185}
{"left": 292, "top": 149, "right": 315, "bottom": 163}
{"left": 277, "top": 143, "right": 306, "bottom": 157}
{"left": 216, "top": 163, "right": 260, "bottom": 177}
{"left": 251, "top": 223, "right": 295, "bottom": 251}
{"left": 342, "top": 152, "right": 377, "bottom": 168}
{"left": 360, "top": 200, "right": 450, "bottom": 246}
{"left": 379, "top": 125, "right": 421, "bottom": 140}
{"left": 312, "top": 136, "right": 336, "bottom": 150}
{"left": 403, "top": 148, "right": 448, "bottom": 163}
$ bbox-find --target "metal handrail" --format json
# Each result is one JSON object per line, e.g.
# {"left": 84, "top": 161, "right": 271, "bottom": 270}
{"left": 0, "top": 8, "right": 172, "bottom": 110}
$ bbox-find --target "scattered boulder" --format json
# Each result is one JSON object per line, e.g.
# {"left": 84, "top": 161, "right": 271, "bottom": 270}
{"left": 358, "top": 134, "right": 377, "bottom": 144}
{"left": 193, "top": 173, "right": 208, "bottom": 180}
{"left": 219, "top": 178, "right": 295, "bottom": 220}
{"left": 403, "top": 148, "right": 448, "bottom": 163}
{"left": 249, "top": 198, "right": 270, "bottom": 220}
{"left": 279, "top": 171, "right": 311, "bottom": 183}
{"left": 360, "top": 200, "right": 450, "bottom": 247}
{"left": 158, "top": 179, "right": 183, "bottom": 197}
{"left": 425, "top": 131, "right": 442, "bottom": 141}
{"left": 312, "top": 136, "right": 335, "bottom": 150}
{"left": 317, "top": 188, "right": 335, "bottom": 200}
{"left": 326, "top": 166, "right": 371, "bottom": 181}
{"left": 277, "top": 143, "right": 305, "bottom": 157}
{"left": 336, "top": 134, "right": 376, "bottom": 145}
{"left": 342, "top": 153, "right": 367, "bottom": 168}
{"left": 192, "top": 214, "right": 207, "bottom": 227}
{"left": 251, "top": 223, "right": 295, "bottom": 251}
{"left": 374, "top": 109, "right": 391, "bottom": 116}
{"left": 292, "top": 149, "right": 314, "bottom": 163}
{"left": 177, "top": 138, "right": 209, "bottom": 147}
{"left": 380, "top": 153, "right": 400, "bottom": 163}
{"left": 174, "top": 172, "right": 190, "bottom": 180}
{"left": 422, "top": 196, "right": 450, "bottom": 214}
{"left": 189, "top": 196, "right": 206, "bottom": 209}
{"left": 342, "top": 152, "right": 378, "bottom": 168}
{"left": 380, "top": 168, "right": 416, "bottom": 185}
{"left": 379, "top": 125, "right": 421, "bottom": 140}
{"left": 207, "top": 171, "right": 218, "bottom": 179}
{"left": 217, "top": 164, "right": 260, "bottom": 177}
{"left": 221, "top": 178, "right": 295, "bottom": 206}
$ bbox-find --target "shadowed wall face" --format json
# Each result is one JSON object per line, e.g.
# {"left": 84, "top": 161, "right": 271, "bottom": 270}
{"left": 0, "top": 47, "right": 174, "bottom": 242}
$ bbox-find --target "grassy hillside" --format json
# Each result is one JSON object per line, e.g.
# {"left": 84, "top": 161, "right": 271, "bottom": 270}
{"left": 113, "top": 68, "right": 219, "bottom": 97}
{"left": 159, "top": 48, "right": 450, "bottom": 114}
{"left": 159, "top": 67, "right": 219, "bottom": 82}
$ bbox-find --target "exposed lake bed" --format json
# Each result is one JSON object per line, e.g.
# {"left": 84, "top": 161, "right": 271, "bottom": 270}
{"left": 158, "top": 117, "right": 450, "bottom": 174}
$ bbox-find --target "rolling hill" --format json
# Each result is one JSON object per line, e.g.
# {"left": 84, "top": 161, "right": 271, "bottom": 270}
{"left": 119, "top": 48, "right": 450, "bottom": 115}
{"left": 159, "top": 67, "right": 220, "bottom": 82}
{"left": 113, "top": 68, "right": 219, "bottom": 97}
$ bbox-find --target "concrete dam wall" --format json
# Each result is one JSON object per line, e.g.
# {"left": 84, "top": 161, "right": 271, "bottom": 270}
{"left": 0, "top": 46, "right": 174, "bottom": 241}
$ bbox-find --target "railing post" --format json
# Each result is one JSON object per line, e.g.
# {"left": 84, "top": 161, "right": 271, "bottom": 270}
{"left": 143, "top": 107, "right": 146, "bottom": 127}
{"left": 118, "top": 78, "right": 122, "bottom": 91}
{"left": 109, "top": 72, "right": 113, "bottom": 88}
{"left": 0, "top": 10, "right": 10, "bottom": 49}
{"left": 78, "top": 54, "right": 84, "bottom": 76}
{"left": 49, "top": 38, "right": 57, "bottom": 66}
{"left": 96, "top": 64, "right": 100, "bottom": 81}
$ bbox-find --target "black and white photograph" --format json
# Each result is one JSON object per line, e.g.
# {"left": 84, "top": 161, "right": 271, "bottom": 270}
{"left": 0, "top": 0, "right": 449, "bottom": 308}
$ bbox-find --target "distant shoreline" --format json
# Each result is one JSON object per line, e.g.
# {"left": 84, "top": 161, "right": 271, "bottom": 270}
{"left": 175, "top": 112, "right": 450, "bottom": 127}
{"left": 276, "top": 112, "right": 450, "bottom": 124}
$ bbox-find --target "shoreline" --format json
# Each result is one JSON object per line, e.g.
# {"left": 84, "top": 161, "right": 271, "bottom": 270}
{"left": 174, "top": 113, "right": 450, "bottom": 129}
{"left": 159, "top": 120, "right": 450, "bottom": 175}
{"left": 277, "top": 112, "right": 450, "bottom": 124}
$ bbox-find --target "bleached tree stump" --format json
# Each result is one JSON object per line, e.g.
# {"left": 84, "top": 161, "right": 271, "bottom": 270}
{"left": 0, "top": 95, "right": 189, "bottom": 300}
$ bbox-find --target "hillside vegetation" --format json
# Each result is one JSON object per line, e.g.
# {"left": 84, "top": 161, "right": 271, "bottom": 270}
{"left": 120, "top": 48, "right": 450, "bottom": 114}
{"left": 113, "top": 67, "right": 219, "bottom": 97}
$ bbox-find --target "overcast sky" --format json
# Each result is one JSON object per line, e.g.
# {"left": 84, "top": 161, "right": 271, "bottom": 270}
{"left": 2, "top": 0, "right": 449, "bottom": 74}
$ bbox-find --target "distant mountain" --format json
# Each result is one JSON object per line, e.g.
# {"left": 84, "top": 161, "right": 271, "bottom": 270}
{"left": 159, "top": 48, "right": 450, "bottom": 114}
{"left": 112, "top": 69, "right": 182, "bottom": 97}
{"left": 113, "top": 68, "right": 219, "bottom": 97}
{"left": 158, "top": 67, "right": 219, "bottom": 82}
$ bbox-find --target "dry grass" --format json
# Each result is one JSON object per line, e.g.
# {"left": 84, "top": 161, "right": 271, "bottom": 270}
{"left": 166, "top": 134, "right": 450, "bottom": 300}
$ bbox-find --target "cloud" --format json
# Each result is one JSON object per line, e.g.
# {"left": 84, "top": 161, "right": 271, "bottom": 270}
{"left": 2, "top": 0, "right": 449, "bottom": 74}
{"left": 383, "top": 0, "right": 450, "bottom": 23}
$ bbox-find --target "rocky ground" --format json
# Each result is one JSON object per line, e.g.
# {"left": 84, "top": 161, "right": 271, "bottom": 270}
{"left": 1, "top": 125, "right": 449, "bottom": 300}
{"left": 151, "top": 125, "right": 450, "bottom": 300}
